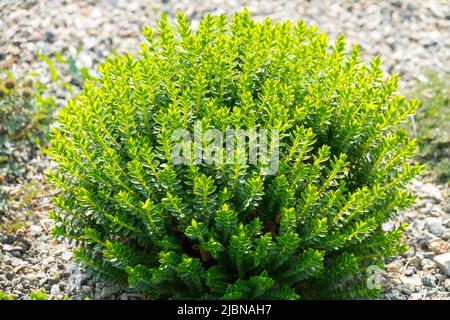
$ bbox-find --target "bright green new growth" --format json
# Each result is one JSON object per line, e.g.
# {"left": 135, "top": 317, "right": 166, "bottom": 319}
{"left": 48, "top": 11, "right": 421, "bottom": 299}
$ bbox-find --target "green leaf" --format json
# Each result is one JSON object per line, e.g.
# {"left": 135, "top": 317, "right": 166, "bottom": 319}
{"left": 37, "top": 53, "right": 58, "bottom": 81}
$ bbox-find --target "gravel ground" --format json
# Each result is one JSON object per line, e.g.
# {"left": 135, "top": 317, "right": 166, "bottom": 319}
{"left": 1, "top": 0, "right": 449, "bottom": 90}
{"left": 380, "top": 179, "right": 450, "bottom": 300}
{"left": 0, "top": 0, "right": 449, "bottom": 300}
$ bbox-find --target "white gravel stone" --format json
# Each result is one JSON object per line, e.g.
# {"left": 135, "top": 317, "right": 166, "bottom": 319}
{"left": 50, "top": 284, "right": 60, "bottom": 296}
{"left": 61, "top": 251, "right": 72, "bottom": 261}
{"left": 415, "top": 183, "right": 445, "bottom": 203}
{"left": 29, "top": 225, "right": 42, "bottom": 236}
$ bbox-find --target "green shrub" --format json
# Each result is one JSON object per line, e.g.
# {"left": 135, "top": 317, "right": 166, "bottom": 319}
{"left": 29, "top": 289, "right": 48, "bottom": 300}
{"left": 0, "top": 290, "right": 13, "bottom": 300}
{"left": 411, "top": 73, "right": 449, "bottom": 184}
{"left": 0, "top": 68, "right": 56, "bottom": 182}
{"left": 48, "top": 11, "right": 421, "bottom": 299}
{"left": 0, "top": 289, "right": 49, "bottom": 300}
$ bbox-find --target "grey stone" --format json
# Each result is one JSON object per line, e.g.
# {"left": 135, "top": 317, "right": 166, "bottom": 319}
{"left": 404, "top": 269, "right": 414, "bottom": 276}
{"left": 38, "top": 277, "right": 48, "bottom": 287}
{"left": 444, "top": 279, "right": 450, "bottom": 291}
{"left": 434, "top": 253, "right": 450, "bottom": 276}
{"left": 400, "top": 286, "right": 412, "bottom": 296}
{"left": 100, "top": 286, "right": 121, "bottom": 299}
{"left": 2, "top": 244, "right": 25, "bottom": 253}
{"left": 10, "top": 257, "right": 26, "bottom": 267}
{"left": 119, "top": 292, "right": 128, "bottom": 300}
{"left": 81, "top": 285, "right": 91, "bottom": 294}
{"left": 58, "top": 282, "right": 66, "bottom": 290}
{"left": 426, "top": 217, "right": 444, "bottom": 235}
{"left": 421, "top": 276, "right": 435, "bottom": 287}
{"left": 416, "top": 183, "right": 444, "bottom": 202}
{"left": 44, "top": 30, "right": 56, "bottom": 43}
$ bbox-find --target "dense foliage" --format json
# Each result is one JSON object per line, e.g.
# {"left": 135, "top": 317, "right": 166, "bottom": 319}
{"left": 0, "top": 68, "right": 56, "bottom": 182}
{"left": 48, "top": 11, "right": 421, "bottom": 299}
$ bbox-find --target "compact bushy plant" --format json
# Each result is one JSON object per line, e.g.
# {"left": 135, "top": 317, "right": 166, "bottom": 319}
{"left": 0, "top": 68, "right": 56, "bottom": 182}
{"left": 48, "top": 11, "right": 421, "bottom": 299}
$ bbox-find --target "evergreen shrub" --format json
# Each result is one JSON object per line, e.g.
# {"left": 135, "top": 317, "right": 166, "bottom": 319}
{"left": 48, "top": 11, "right": 421, "bottom": 299}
